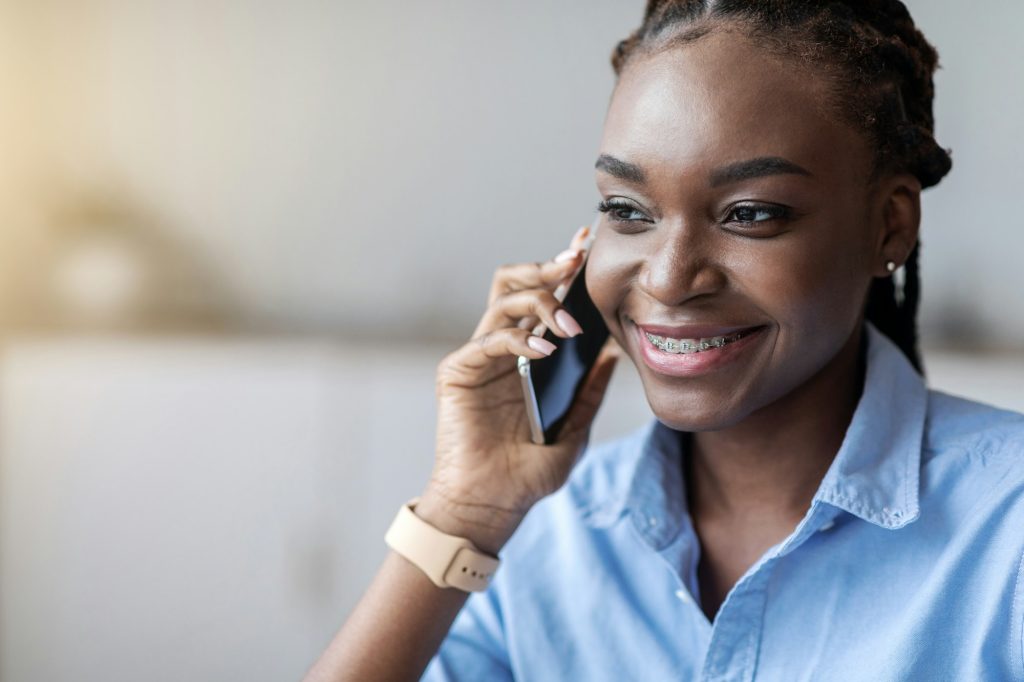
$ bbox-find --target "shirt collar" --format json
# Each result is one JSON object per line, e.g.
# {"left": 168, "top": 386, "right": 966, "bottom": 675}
{"left": 812, "top": 323, "right": 925, "bottom": 529}
{"left": 578, "top": 322, "right": 926, "bottom": 539}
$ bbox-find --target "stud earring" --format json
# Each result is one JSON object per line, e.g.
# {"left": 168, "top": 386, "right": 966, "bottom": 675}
{"left": 885, "top": 260, "right": 906, "bottom": 307}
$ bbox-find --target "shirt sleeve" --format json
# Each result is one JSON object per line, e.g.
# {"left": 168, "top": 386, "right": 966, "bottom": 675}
{"left": 420, "top": 586, "right": 514, "bottom": 681}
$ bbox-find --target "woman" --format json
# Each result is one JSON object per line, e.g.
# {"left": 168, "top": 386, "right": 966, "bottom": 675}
{"left": 306, "top": 1, "right": 1024, "bottom": 679}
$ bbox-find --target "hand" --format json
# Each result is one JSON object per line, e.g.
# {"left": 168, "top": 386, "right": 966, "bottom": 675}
{"left": 418, "top": 226, "right": 620, "bottom": 554}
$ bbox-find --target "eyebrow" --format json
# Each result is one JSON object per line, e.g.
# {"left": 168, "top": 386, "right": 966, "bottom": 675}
{"left": 594, "top": 154, "right": 646, "bottom": 184}
{"left": 595, "top": 154, "right": 813, "bottom": 187}
{"left": 709, "top": 156, "right": 812, "bottom": 187}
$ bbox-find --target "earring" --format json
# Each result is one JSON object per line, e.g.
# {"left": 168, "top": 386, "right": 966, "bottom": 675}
{"left": 886, "top": 260, "right": 906, "bottom": 306}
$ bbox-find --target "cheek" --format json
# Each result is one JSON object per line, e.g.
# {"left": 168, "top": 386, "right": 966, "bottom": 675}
{"left": 584, "top": 235, "right": 636, "bottom": 334}
{"left": 738, "top": 228, "right": 871, "bottom": 345}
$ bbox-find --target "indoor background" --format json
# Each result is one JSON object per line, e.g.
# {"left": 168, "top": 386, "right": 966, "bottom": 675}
{"left": 0, "top": 1, "right": 1021, "bottom": 680}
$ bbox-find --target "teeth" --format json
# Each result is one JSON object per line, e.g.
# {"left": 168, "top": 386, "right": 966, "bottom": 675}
{"left": 644, "top": 330, "right": 747, "bottom": 354}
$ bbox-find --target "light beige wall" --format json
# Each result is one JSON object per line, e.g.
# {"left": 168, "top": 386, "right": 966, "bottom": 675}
{"left": 0, "top": 1, "right": 638, "bottom": 338}
{"left": 2, "top": 0, "right": 1021, "bottom": 345}
{"left": 1, "top": 336, "right": 1021, "bottom": 682}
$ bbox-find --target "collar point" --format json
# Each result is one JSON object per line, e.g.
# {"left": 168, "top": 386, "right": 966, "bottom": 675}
{"left": 877, "top": 504, "right": 920, "bottom": 530}
{"left": 818, "top": 491, "right": 920, "bottom": 530}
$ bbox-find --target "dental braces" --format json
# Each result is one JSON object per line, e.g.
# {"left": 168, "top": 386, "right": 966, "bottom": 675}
{"left": 645, "top": 331, "right": 746, "bottom": 354}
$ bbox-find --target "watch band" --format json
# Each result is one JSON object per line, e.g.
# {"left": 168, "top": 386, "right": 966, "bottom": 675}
{"left": 384, "top": 497, "right": 501, "bottom": 592}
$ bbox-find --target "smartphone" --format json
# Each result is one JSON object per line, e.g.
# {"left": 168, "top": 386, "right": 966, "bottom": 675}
{"left": 517, "top": 218, "right": 610, "bottom": 445}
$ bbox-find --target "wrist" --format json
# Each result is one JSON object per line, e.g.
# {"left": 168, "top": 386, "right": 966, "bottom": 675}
{"left": 414, "top": 487, "right": 526, "bottom": 556}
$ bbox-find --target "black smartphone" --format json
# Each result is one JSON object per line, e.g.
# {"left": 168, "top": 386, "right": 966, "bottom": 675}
{"left": 517, "top": 227, "right": 611, "bottom": 445}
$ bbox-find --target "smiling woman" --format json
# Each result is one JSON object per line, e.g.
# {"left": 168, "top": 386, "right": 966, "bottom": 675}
{"left": 303, "top": 2, "right": 1024, "bottom": 681}
{"left": 587, "top": 25, "right": 918, "bottom": 439}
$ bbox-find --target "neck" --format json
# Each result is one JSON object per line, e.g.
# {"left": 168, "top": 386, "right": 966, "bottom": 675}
{"left": 687, "top": 325, "right": 866, "bottom": 525}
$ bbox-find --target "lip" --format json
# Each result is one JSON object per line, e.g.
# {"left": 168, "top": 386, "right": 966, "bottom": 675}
{"left": 632, "top": 321, "right": 767, "bottom": 378}
{"left": 636, "top": 322, "right": 760, "bottom": 340}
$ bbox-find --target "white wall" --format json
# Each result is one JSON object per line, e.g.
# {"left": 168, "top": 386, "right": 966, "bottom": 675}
{"left": 1, "top": 336, "right": 1022, "bottom": 682}
{"left": 2, "top": 0, "right": 1022, "bottom": 346}
{"left": 0, "top": 337, "right": 653, "bottom": 682}
{"left": 908, "top": 0, "right": 1024, "bottom": 347}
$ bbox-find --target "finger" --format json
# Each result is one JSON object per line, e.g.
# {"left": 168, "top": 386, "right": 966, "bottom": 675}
{"left": 516, "top": 314, "right": 541, "bottom": 333}
{"left": 474, "top": 289, "right": 583, "bottom": 339}
{"left": 569, "top": 224, "right": 591, "bottom": 251}
{"left": 487, "top": 253, "right": 582, "bottom": 307}
{"left": 479, "top": 224, "right": 591, "bottom": 340}
{"left": 554, "top": 339, "right": 621, "bottom": 443}
{"left": 556, "top": 225, "right": 593, "bottom": 294}
{"left": 508, "top": 228, "right": 593, "bottom": 337}
{"left": 440, "top": 328, "right": 557, "bottom": 381}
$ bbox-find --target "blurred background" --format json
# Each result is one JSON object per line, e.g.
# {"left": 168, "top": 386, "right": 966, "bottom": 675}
{"left": 0, "top": 1, "right": 1021, "bottom": 680}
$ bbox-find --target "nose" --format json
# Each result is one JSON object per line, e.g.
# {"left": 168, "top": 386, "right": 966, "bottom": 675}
{"left": 637, "top": 220, "right": 726, "bottom": 306}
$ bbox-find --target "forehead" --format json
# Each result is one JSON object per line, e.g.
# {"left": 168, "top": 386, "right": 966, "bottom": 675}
{"left": 601, "top": 30, "right": 870, "bottom": 185}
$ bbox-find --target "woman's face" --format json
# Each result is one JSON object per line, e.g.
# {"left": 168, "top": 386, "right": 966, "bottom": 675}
{"left": 588, "top": 30, "right": 888, "bottom": 431}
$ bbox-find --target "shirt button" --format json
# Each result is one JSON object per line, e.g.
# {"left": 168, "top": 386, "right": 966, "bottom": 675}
{"left": 675, "top": 589, "right": 689, "bottom": 602}
{"left": 819, "top": 520, "right": 835, "bottom": 532}
{"left": 648, "top": 516, "right": 658, "bottom": 527}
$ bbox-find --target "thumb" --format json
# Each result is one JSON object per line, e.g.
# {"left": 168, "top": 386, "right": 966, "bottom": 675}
{"left": 555, "top": 339, "right": 621, "bottom": 444}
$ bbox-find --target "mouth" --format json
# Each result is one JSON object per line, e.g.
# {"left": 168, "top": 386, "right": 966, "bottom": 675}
{"left": 641, "top": 328, "right": 756, "bottom": 354}
{"left": 632, "top": 322, "right": 767, "bottom": 377}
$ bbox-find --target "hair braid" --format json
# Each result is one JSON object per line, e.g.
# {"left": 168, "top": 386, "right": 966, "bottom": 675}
{"left": 609, "top": 0, "right": 952, "bottom": 373}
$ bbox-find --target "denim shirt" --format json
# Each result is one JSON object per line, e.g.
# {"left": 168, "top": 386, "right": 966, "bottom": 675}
{"left": 422, "top": 324, "right": 1024, "bottom": 681}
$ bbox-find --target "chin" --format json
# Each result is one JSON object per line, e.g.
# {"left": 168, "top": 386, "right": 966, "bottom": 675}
{"left": 644, "top": 391, "right": 750, "bottom": 433}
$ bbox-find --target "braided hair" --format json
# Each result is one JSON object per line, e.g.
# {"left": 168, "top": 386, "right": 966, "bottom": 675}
{"left": 610, "top": 0, "right": 953, "bottom": 373}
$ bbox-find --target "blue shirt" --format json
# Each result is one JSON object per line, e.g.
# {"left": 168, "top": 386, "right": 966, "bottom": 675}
{"left": 422, "top": 324, "right": 1024, "bottom": 681}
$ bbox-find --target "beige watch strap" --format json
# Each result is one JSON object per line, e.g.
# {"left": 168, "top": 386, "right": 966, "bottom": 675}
{"left": 384, "top": 497, "right": 501, "bottom": 592}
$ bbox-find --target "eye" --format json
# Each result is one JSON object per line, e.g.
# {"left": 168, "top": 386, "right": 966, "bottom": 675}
{"left": 596, "top": 198, "right": 651, "bottom": 228}
{"left": 725, "top": 203, "right": 791, "bottom": 226}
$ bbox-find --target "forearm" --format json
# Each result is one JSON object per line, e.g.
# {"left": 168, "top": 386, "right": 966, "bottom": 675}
{"left": 302, "top": 550, "right": 470, "bottom": 682}
{"left": 302, "top": 493, "right": 523, "bottom": 682}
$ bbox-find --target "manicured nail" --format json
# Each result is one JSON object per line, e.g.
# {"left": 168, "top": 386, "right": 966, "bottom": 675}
{"left": 572, "top": 225, "right": 590, "bottom": 243}
{"left": 527, "top": 336, "right": 557, "bottom": 355}
{"left": 554, "top": 248, "right": 580, "bottom": 263}
{"left": 555, "top": 309, "right": 583, "bottom": 337}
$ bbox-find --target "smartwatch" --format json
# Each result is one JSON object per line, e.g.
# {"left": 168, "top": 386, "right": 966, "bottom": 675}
{"left": 385, "top": 498, "right": 501, "bottom": 592}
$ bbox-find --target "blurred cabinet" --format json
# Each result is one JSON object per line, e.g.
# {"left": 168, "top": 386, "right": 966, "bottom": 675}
{"left": 0, "top": 336, "right": 1019, "bottom": 681}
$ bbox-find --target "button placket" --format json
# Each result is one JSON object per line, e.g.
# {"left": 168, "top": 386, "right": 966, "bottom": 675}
{"left": 699, "top": 565, "right": 772, "bottom": 682}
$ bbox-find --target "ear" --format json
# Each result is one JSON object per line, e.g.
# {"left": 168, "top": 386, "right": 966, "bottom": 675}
{"left": 871, "top": 173, "right": 922, "bottom": 277}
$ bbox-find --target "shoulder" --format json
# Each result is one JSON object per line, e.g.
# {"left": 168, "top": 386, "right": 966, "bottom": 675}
{"left": 496, "top": 422, "right": 652, "bottom": 567}
{"left": 924, "top": 389, "right": 1024, "bottom": 473}
{"left": 919, "top": 389, "right": 1024, "bottom": 542}
{"left": 521, "top": 423, "right": 649, "bottom": 535}
{"left": 560, "top": 424, "right": 652, "bottom": 519}
{"left": 918, "top": 391, "right": 1024, "bottom": 670}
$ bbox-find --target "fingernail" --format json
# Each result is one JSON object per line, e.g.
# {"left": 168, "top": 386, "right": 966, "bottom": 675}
{"left": 554, "top": 248, "right": 580, "bottom": 263}
{"left": 572, "top": 225, "right": 590, "bottom": 243}
{"left": 527, "top": 336, "right": 557, "bottom": 355}
{"left": 555, "top": 309, "right": 583, "bottom": 337}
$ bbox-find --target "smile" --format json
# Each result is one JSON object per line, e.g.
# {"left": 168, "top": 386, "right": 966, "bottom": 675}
{"left": 633, "top": 323, "right": 767, "bottom": 378}
{"left": 643, "top": 330, "right": 751, "bottom": 354}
